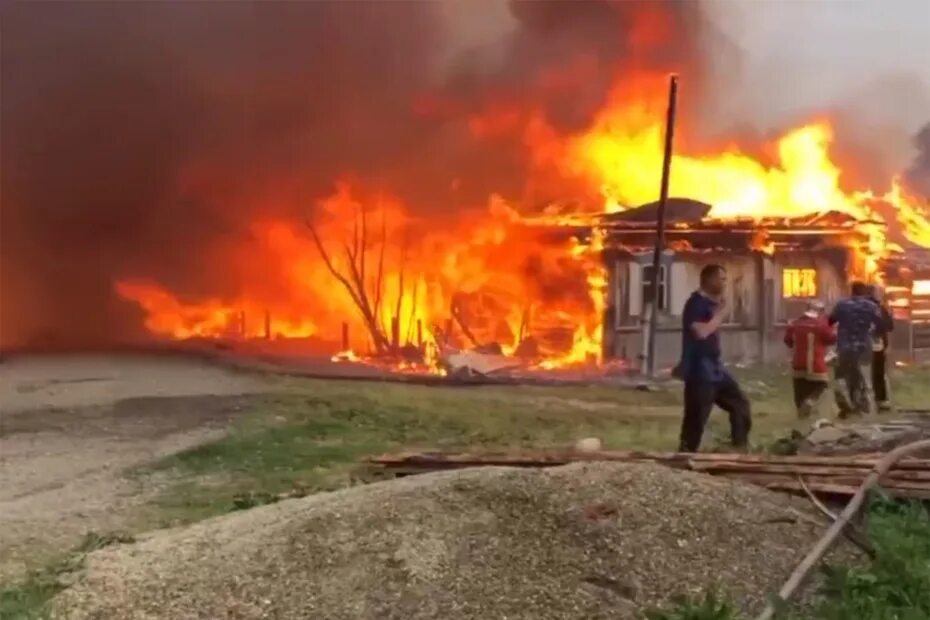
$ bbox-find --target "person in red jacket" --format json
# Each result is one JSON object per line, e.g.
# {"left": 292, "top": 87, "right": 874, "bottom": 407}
{"left": 784, "top": 300, "right": 837, "bottom": 418}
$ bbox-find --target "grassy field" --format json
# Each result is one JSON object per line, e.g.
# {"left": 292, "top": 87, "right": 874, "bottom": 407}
{"left": 2, "top": 365, "right": 926, "bottom": 619}
{"left": 143, "top": 364, "right": 927, "bottom": 528}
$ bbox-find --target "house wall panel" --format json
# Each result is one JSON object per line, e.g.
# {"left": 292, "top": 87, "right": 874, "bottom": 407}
{"left": 605, "top": 247, "right": 854, "bottom": 366}
{"left": 628, "top": 263, "right": 642, "bottom": 318}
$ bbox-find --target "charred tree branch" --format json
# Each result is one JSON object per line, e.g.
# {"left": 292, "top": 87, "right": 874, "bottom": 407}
{"left": 450, "top": 298, "right": 480, "bottom": 348}
{"left": 394, "top": 230, "right": 407, "bottom": 341}
{"left": 306, "top": 217, "right": 390, "bottom": 353}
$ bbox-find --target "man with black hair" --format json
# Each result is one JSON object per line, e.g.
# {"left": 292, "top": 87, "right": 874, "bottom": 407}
{"left": 676, "top": 264, "right": 752, "bottom": 452}
{"left": 865, "top": 285, "right": 894, "bottom": 412}
{"left": 829, "top": 281, "right": 882, "bottom": 416}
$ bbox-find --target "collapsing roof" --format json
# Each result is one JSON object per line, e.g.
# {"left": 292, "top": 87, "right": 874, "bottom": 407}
{"left": 597, "top": 199, "right": 876, "bottom": 255}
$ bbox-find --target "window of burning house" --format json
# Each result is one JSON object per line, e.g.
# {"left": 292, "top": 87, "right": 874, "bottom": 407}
{"left": 782, "top": 268, "right": 817, "bottom": 298}
{"left": 642, "top": 265, "right": 668, "bottom": 312}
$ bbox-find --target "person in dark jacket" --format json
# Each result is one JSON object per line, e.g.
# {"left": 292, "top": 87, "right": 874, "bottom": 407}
{"left": 784, "top": 300, "right": 836, "bottom": 418}
{"left": 866, "top": 285, "right": 894, "bottom": 412}
{"left": 676, "top": 264, "right": 751, "bottom": 452}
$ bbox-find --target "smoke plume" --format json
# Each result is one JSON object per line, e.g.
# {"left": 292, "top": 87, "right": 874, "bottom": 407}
{"left": 0, "top": 1, "right": 710, "bottom": 349}
{"left": 905, "top": 123, "right": 930, "bottom": 197}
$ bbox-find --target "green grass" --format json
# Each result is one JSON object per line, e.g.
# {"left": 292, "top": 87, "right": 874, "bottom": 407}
{"left": 646, "top": 591, "right": 738, "bottom": 620}
{"left": 144, "top": 386, "right": 677, "bottom": 524}
{"left": 0, "top": 531, "right": 134, "bottom": 620}
{"left": 646, "top": 496, "right": 930, "bottom": 620}
{"left": 810, "top": 497, "right": 930, "bottom": 619}
{"left": 883, "top": 365, "right": 930, "bottom": 411}
{"left": 142, "top": 370, "right": 805, "bottom": 525}
{"left": 5, "top": 365, "right": 926, "bottom": 618}
{"left": 141, "top": 365, "right": 928, "bottom": 526}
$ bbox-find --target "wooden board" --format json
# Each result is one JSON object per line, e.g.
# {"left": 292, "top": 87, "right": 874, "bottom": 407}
{"left": 368, "top": 449, "right": 930, "bottom": 500}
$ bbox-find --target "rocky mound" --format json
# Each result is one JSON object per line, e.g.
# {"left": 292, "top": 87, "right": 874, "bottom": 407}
{"left": 52, "top": 463, "right": 843, "bottom": 619}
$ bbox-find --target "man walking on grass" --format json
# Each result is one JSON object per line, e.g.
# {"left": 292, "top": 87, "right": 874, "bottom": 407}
{"left": 784, "top": 300, "right": 835, "bottom": 419}
{"left": 829, "top": 281, "right": 882, "bottom": 417}
{"left": 866, "top": 285, "right": 895, "bottom": 412}
{"left": 677, "top": 264, "right": 752, "bottom": 453}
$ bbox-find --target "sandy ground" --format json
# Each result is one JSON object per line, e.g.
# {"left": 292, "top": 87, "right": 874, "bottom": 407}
{"left": 52, "top": 462, "right": 850, "bottom": 620}
{"left": 0, "top": 354, "right": 271, "bottom": 581}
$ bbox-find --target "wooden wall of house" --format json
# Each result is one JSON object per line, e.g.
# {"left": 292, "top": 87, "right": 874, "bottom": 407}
{"left": 770, "top": 250, "right": 849, "bottom": 324}
{"left": 603, "top": 247, "right": 853, "bottom": 368}
{"left": 609, "top": 253, "right": 761, "bottom": 325}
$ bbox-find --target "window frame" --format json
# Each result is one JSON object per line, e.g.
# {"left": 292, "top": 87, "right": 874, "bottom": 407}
{"left": 781, "top": 267, "right": 817, "bottom": 299}
{"left": 641, "top": 263, "right": 669, "bottom": 313}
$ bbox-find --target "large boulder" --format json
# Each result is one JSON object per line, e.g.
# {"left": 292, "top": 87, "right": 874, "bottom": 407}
{"left": 53, "top": 463, "right": 845, "bottom": 619}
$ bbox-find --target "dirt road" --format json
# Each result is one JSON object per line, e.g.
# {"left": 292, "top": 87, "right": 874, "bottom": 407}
{"left": 0, "top": 354, "right": 272, "bottom": 581}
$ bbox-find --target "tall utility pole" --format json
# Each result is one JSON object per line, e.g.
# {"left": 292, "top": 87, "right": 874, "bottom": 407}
{"left": 645, "top": 74, "right": 679, "bottom": 378}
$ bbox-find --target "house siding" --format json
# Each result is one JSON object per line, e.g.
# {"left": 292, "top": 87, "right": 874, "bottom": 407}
{"left": 605, "top": 249, "right": 851, "bottom": 368}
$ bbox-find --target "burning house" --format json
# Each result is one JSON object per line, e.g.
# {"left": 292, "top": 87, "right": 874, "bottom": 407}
{"left": 596, "top": 197, "right": 930, "bottom": 370}
{"left": 882, "top": 247, "right": 930, "bottom": 353}
{"left": 7, "top": 2, "right": 930, "bottom": 375}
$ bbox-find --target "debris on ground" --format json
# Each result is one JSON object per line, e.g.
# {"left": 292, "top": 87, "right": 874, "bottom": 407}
{"left": 370, "top": 449, "right": 930, "bottom": 500}
{"left": 799, "top": 413, "right": 930, "bottom": 456}
{"left": 441, "top": 348, "right": 524, "bottom": 377}
{"left": 51, "top": 463, "right": 852, "bottom": 620}
{"left": 573, "top": 437, "right": 603, "bottom": 453}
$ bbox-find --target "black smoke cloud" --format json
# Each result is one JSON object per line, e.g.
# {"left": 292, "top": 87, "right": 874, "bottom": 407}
{"left": 0, "top": 0, "right": 706, "bottom": 349}
{"left": 905, "top": 122, "right": 930, "bottom": 197}
{"left": 455, "top": 0, "right": 706, "bottom": 130}
{"left": 1, "top": 1, "right": 444, "bottom": 348}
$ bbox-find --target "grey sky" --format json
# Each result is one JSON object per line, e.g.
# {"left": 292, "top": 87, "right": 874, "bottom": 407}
{"left": 708, "top": 0, "right": 930, "bottom": 131}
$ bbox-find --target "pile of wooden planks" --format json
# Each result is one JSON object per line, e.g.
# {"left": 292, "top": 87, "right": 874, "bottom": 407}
{"left": 368, "top": 450, "right": 930, "bottom": 500}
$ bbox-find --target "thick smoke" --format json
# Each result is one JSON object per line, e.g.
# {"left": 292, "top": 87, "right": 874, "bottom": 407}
{"left": 455, "top": 0, "right": 705, "bottom": 129}
{"left": 905, "top": 123, "right": 930, "bottom": 197}
{"left": 0, "top": 0, "right": 707, "bottom": 349}
{"left": 1, "top": 1, "right": 451, "bottom": 348}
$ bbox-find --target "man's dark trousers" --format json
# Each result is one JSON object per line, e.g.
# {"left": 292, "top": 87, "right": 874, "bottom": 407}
{"left": 873, "top": 349, "right": 891, "bottom": 409}
{"left": 679, "top": 374, "right": 752, "bottom": 452}
{"left": 793, "top": 378, "right": 828, "bottom": 418}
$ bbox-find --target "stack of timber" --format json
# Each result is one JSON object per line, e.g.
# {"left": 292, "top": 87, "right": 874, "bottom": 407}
{"left": 368, "top": 450, "right": 930, "bottom": 500}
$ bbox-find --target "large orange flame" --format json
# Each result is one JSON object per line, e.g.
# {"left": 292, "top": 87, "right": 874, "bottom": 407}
{"left": 116, "top": 72, "right": 930, "bottom": 369}
{"left": 115, "top": 280, "right": 316, "bottom": 339}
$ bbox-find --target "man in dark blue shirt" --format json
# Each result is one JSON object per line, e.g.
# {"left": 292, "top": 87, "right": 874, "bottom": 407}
{"left": 829, "top": 281, "right": 882, "bottom": 416}
{"left": 676, "top": 264, "right": 751, "bottom": 452}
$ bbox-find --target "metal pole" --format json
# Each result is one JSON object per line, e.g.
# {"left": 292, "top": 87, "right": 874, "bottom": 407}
{"left": 646, "top": 74, "right": 679, "bottom": 378}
